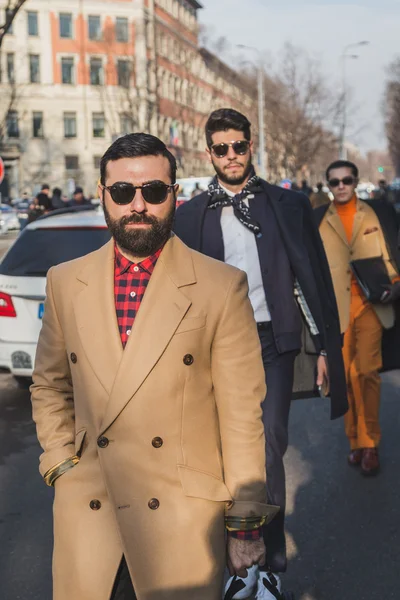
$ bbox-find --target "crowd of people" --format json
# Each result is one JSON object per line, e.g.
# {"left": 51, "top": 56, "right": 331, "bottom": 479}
{"left": 24, "top": 184, "right": 92, "bottom": 223}
{"left": 30, "top": 108, "right": 399, "bottom": 600}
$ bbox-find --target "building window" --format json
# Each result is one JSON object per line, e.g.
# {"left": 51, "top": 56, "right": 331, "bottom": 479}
{"left": 27, "top": 11, "right": 39, "bottom": 36}
{"left": 29, "top": 54, "right": 40, "bottom": 83}
{"left": 64, "top": 112, "right": 77, "bottom": 138}
{"left": 120, "top": 114, "right": 133, "bottom": 135}
{"left": 88, "top": 15, "right": 102, "bottom": 40}
{"left": 32, "top": 112, "right": 44, "bottom": 138}
{"left": 7, "top": 53, "right": 15, "bottom": 83}
{"left": 93, "top": 156, "right": 102, "bottom": 169}
{"left": 6, "top": 111, "right": 19, "bottom": 138}
{"left": 65, "top": 155, "right": 79, "bottom": 170}
{"left": 92, "top": 112, "right": 105, "bottom": 138}
{"left": 61, "top": 57, "right": 74, "bottom": 84}
{"left": 60, "top": 13, "right": 72, "bottom": 38}
{"left": 117, "top": 60, "right": 130, "bottom": 88}
{"left": 116, "top": 17, "right": 129, "bottom": 42}
{"left": 90, "top": 58, "right": 103, "bottom": 86}
{"left": 5, "top": 9, "right": 13, "bottom": 34}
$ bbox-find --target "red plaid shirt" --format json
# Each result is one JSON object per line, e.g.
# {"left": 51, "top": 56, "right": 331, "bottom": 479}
{"left": 114, "top": 244, "right": 162, "bottom": 347}
{"left": 113, "top": 244, "right": 262, "bottom": 541}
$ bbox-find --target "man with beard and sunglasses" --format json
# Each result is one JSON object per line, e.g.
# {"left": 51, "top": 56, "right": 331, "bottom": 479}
{"left": 314, "top": 160, "right": 400, "bottom": 476}
{"left": 31, "top": 132, "right": 279, "bottom": 600}
{"left": 174, "top": 108, "right": 348, "bottom": 600}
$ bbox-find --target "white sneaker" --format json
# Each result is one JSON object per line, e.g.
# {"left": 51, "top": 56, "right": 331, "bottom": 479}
{"left": 255, "top": 571, "right": 282, "bottom": 599}
{"left": 224, "top": 565, "right": 259, "bottom": 599}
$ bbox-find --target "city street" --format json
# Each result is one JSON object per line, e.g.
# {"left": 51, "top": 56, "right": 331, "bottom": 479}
{"left": 0, "top": 369, "right": 399, "bottom": 599}
{"left": 1, "top": 234, "right": 400, "bottom": 599}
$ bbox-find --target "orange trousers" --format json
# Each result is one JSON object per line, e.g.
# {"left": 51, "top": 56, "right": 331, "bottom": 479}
{"left": 342, "top": 293, "right": 383, "bottom": 450}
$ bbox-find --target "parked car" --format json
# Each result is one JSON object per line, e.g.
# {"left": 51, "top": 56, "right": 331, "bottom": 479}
{"left": 0, "top": 204, "right": 20, "bottom": 234}
{"left": 0, "top": 206, "right": 111, "bottom": 385}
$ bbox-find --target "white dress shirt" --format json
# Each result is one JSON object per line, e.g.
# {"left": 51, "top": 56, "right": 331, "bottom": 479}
{"left": 220, "top": 186, "right": 271, "bottom": 323}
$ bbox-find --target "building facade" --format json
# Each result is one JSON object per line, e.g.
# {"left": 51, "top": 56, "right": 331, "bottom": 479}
{"left": 0, "top": 0, "right": 254, "bottom": 199}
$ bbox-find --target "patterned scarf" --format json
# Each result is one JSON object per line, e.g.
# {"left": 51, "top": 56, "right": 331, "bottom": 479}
{"left": 207, "top": 166, "right": 263, "bottom": 236}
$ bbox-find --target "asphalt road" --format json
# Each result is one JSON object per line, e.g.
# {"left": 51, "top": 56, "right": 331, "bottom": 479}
{"left": 0, "top": 371, "right": 399, "bottom": 600}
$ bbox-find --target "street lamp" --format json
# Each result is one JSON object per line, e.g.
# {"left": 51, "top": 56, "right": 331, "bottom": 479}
{"left": 339, "top": 41, "right": 370, "bottom": 159}
{"left": 237, "top": 44, "right": 267, "bottom": 179}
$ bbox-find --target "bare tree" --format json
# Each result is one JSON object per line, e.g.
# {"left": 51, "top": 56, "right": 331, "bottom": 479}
{"left": 259, "top": 43, "right": 340, "bottom": 181}
{"left": 384, "top": 57, "right": 400, "bottom": 176}
{"left": 0, "top": 0, "right": 28, "bottom": 50}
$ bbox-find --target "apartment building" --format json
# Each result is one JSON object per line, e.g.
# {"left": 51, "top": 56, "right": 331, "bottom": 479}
{"left": 0, "top": 0, "right": 254, "bottom": 199}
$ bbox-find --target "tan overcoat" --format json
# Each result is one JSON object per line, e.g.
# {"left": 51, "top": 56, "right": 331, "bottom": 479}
{"left": 31, "top": 235, "right": 273, "bottom": 600}
{"left": 319, "top": 199, "right": 398, "bottom": 333}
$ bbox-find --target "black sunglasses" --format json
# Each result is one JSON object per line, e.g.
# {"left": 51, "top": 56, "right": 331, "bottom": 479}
{"left": 328, "top": 176, "right": 356, "bottom": 188}
{"left": 211, "top": 140, "right": 250, "bottom": 158}
{"left": 102, "top": 181, "right": 176, "bottom": 205}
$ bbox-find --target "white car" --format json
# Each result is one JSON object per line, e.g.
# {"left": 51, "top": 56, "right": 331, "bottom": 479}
{"left": 0, "top": 207, "right": 110, "bottom": 385}
{"left": 176, "top": 176, "right": 212, "bottom": 201}
{"left": 0, "top": 205, "right": 20, "bottom": 233}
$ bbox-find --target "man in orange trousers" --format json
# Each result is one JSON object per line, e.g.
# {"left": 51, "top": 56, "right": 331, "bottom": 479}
{"left": 315, "top": 160, "right": 400, "bottom": 475}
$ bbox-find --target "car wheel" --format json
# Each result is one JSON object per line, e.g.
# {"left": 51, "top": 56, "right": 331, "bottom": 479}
{"left": 14, "top": 376, "right": 32, "bottom": 389}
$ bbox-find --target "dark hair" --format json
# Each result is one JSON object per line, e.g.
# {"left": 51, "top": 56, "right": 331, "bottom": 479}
{"left": 52, "top": 187, "right": 62, "bottom": 197}
{"left": 317, "top": 182, "right": 323, "bottom": 191}
{"left": 100, "top": 133, "right": 177, "bottom": 185}
{"left": 41, "top": 183, "right": 50, "bottom": 190}
{"left": 205, "top": 108, "right": 251, "bottom": 148}
{"left": 36, "top": 192, "right": 49, "bottom": 203}
{"left": 326, "top": 160, "right": 358, "bottom": 181}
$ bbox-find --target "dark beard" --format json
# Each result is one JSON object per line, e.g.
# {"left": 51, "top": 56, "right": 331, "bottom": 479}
{"left": 103, "top": 203, "right": 175, "bottom": 258}
{"left": 212, "top": 155, "right": 253, "bottom": 187}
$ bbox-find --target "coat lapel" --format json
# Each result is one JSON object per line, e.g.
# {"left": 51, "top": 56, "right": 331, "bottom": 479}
{"left": 351, "top": 201, "right": 366, "bottom": 245}
{"left": 74, "top": 240, "right": 123, "bottom": 396}
{"left": 100, "top": 235, "right": 195, "bottom": 434}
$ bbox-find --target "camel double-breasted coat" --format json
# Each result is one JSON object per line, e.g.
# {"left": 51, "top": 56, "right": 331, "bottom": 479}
{"left": 31, "top": 235, "right": 274, "bottom": 600}
{"left": 318, "top": 199, "right": 398, "bottom": 332}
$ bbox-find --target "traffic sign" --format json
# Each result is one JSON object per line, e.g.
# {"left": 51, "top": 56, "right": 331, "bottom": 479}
{"left": 0, "top": 157, "right": 4, "bottom": 185}
{"left": 280, "top": 179, "right": 292, "bottom": 190}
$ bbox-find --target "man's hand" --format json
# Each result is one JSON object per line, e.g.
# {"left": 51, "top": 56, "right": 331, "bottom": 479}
{"left": 227, "top": 537, "right": 266, "bottom": 578}
{"left": 381, "top": 281, "right": 400, "bottom": 304}
{"left": 316, "top": 354, "right": 329, "bottom": 396}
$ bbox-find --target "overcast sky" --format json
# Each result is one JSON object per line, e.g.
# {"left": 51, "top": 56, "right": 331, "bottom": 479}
{"left": 199, "top": 0, "right": 400, "bottom": 154}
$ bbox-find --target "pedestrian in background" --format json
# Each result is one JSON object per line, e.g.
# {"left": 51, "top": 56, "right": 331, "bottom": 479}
{"left": 68, "top": 186, "right": 91, "bottom": 207}
{"left": 300, "top": 179, "right": 313, "bottom": 197}
{"left": 51, "top": 187, "right": 65, "bottom": 209}
{"left": 309, "top": 182, "right": 330, "bottom": 209}
{"left": 31, "top": 133, "right": 275, "bottom": 600}
{"left": 373, "top": 179, "right": 390, "bottom": 202}
{"left": 174, "top": 108, "right": 347, "bottom": 599}
{"left": 315, "top": 160, "right": 400, "bottom": 475}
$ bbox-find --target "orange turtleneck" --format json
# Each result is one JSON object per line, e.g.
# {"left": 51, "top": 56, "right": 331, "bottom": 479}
{"left": 334, "top": 194, "right": 357, "bottom": 243}
{"left": 334, "top": 194, "right": 363, "bottom": 297}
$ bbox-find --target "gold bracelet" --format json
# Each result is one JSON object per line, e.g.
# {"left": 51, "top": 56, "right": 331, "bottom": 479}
{"left": 225, "top": 516, "right": 266, "bottom": 532}
{"left": 44, "top": 455, "right": 80, "bottom": 487}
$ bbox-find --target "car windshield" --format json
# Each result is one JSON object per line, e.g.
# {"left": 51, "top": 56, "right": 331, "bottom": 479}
{"left": 0, "top": 227, "right": 111, "bottom": 277}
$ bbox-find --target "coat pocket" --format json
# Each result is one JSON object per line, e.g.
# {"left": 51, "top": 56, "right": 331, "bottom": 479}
{"left": 175, "top": 315, "right": 206, "bottom": 335}
{"left": 75, "top": 428, "right": 87, "bottom": 457}
{"left": 177, "top": 465, "right": 232, "bottom": 502}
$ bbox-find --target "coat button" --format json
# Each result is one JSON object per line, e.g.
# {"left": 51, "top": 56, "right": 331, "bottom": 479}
{"left": 183, "top": 354, "right": 194, "bottom": 366}
{"left": 152, "top": 437, "right": 163, "bottom": 448}
{"left": 97, "top": 436, "right": 109, "bottom": 448}
{"left": 70, "top": 353, "right": 77, "bottom": 364}
{"left": 89, "top": 499, "right": 101, "bottom": 510}
{"left": 148, "top": 498, "right": 160, "bottom": 510}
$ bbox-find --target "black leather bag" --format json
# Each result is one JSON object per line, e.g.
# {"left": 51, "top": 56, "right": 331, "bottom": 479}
{"left": 350, "top": 257, "right": 392, "bottom": 303}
